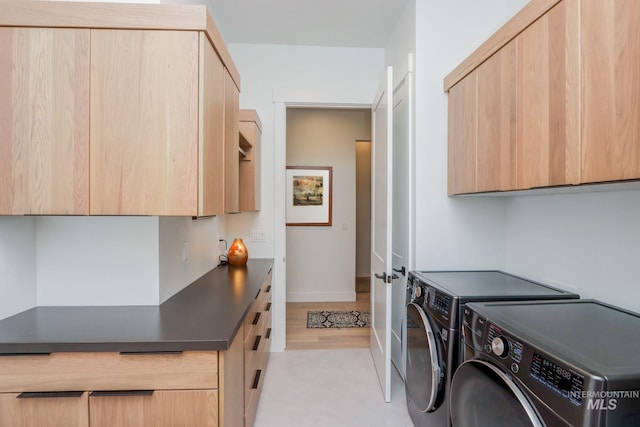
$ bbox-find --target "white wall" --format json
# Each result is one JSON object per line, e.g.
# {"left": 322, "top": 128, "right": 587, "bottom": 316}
{"left": 285, "top": 108, "right": 370, "bottom": 302}
{"left": 413, "top": 1, "right": 512, "bottom": 271}
{"left": 0, "top": 218, "right": 37, "bottom": 319}
{"left": 505, "top": 191, "right": 640, "bottom": 313}
{"left": 159, "top": 216, "right": 224, "bottom": 303}
{"left": 385, "top": 0, "right": 416, "bottom": 87}
{"left": 36, "top": 217, "right": 160, "bottom": 305}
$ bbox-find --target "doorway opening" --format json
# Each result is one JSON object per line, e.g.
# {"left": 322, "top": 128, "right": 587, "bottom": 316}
{"left": 284, "top": 107, "right": 372, "bottom": 350}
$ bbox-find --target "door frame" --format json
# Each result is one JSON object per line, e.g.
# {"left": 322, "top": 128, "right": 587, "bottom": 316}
{"left": 273, "top": 93, "right": 372, "bottom": 352}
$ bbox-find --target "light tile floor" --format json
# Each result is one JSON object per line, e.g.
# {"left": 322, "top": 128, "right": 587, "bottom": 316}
{"left": 254, "top": 349, "right": 414, "bottom": 427}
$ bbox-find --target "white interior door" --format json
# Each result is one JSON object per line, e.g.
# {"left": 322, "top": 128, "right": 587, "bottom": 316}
{"left": 391, "top": 60, "right": 413, "bottom": 379}
{"left": 370, "top": 66, "right": 393, "bottom": 402}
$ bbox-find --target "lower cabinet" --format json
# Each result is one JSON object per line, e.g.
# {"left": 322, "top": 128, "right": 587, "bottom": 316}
{"left": 0, "top": 392, "right": 89, "bottom": 427}
{"left": 89, "top": 390, "right": 218, "bottom": 427}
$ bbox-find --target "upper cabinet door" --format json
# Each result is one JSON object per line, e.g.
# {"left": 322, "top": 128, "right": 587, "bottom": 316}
{"left": 199, "top": 35, "right": 225, "bottom": 217}
{"left": 581, "top": 0, "right": 640, "bottom": 183}
{"left": 516, "top": 0, "right": 580, "bottom": 189}
{"left": 476, "top": 41, "right": 517, "bottom": 192}
{"left": 89, "top": 30, "right": 199, "bottom": 216}
{"left": 224, "top": 70, "right": 240, "bottom": 214}
{"left": 0, "top": 28, "right": 89, "bottom": 215}
{"left": 447, "top": 72, "right": 477, "bottom": 195}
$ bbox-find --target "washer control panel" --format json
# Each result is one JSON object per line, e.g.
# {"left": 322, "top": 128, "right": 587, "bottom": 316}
{"left": 487, "top": 323, "right": 523, "bottom": 363}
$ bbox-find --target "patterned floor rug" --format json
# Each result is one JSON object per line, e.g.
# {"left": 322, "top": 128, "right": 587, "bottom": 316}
{"left": 307, "top": 310, "right": 370, "bottom": 328}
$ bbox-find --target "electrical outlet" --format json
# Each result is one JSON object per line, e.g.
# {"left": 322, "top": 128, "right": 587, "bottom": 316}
{"left": 249, "top": 231, "right": 265, "bottom": 242}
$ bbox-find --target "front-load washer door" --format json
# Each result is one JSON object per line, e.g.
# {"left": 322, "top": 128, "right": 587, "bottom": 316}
{"left": 450, "top": 360, "right": 543, "bottom": 427}
{"left": 405, "top": 302, "right": 444, "bottom": 412}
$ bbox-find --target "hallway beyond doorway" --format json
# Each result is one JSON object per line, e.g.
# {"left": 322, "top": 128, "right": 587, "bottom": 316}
{"left": 286, "top": 291, "right": 369, "bottom": 350}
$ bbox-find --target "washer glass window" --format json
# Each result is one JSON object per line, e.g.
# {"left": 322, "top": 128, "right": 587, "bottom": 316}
{"left": 450, "top": 360, "right": 542, "bottom": 427}
{"left": 405, "top": 302, "right": 443, "bottom": 412}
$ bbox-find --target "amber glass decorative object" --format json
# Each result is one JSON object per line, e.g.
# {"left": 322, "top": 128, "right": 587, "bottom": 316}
{"left": 227, "top": 238, "right": 248, "bottom": 266}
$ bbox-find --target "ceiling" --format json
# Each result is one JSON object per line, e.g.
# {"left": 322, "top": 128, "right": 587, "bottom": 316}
{"left": 209, "top": 0, "right": 411, "bottom": 48}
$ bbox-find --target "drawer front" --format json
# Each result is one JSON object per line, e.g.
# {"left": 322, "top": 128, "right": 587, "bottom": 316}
{"left": 0, "top": 351, "right": 218, "bottom": 392}
{"left": 89, "top": 389, "right": 218, "bottom": 427}
{"left": 0, "top": 391, "right": 89, "bottom": 427}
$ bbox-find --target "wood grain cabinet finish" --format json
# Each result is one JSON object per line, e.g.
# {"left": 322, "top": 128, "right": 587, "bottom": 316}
{"left": 224, "top": 70, "right": 240, "bottom": 214}
{"left": 446, "top": 0, "right": 640, "bottom": 194}
{"left": 516, "top": 0, "right": 580, "bottom": 189}
{"left": 239, "top": 110, "right": 262, "bottom": 212}
{"left": 0, "top": 27, "right": 89, "bottom": 215}
{"left": 0, "top": 392, "right": 89, "bottom": 427}
{"left": 581, "top": 0, "right": 640, "bottom": 183}
{"left": 89, "top": 390, "right": 218, "bottom": 427}
{"left": 477, "top": 40, "right": 517, "bottom": 192}
{"left": 447, "top": 72, "right": 477, "bottom": 195}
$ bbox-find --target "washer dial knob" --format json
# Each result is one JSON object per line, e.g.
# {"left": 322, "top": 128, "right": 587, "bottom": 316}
{"left": 414, "top": 285, "right": 422, "bottom": 299}
{"left": 491, "top": 336, "right": 510, "bottom": 358}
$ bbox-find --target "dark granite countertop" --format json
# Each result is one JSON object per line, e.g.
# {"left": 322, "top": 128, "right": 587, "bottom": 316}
{"left": 0, "top": 259, "right": 273, "bottom": 354}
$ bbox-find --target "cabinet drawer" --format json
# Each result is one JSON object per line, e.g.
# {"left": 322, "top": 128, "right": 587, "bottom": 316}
{"left": 89, "top": 389, "right": 218, "bottom": 427}
{"left": 0, "top": 351, "right": 218, "bottom": 392}
{"left": 0, "top": 391, "right": 89, "bottom": 427}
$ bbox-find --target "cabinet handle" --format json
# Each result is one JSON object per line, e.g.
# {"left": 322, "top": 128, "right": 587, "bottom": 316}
{"left": 0, "top": 353, "right": 50, "bottom": 357}
{"left": 17, "top": 391, "right": 84, "bottom": 399}
{"left": 252, "top": 370, "right": 262, "bottom": 389}
{"left": 90, "top": 390, "right": 154, "bottom": 397}
{"left": 255, "top": 289, "right": 262, "bottom": 300}
{"left": 265, "top": 285, "right": 271, "bottom": 293}
{"left": 265, "top": 302, "right": 271, "bottom": 312}
{"left": 252, "top": 335, "right": 262, "bottom": 351}
{"left": 266, "top": 328, "right": 272, "bottom": 339}
{"left": 252, "top": 312, "right": 261, "bottom": 325}
{"left": 119, "top": 351, "right": 182, "bottom": 355}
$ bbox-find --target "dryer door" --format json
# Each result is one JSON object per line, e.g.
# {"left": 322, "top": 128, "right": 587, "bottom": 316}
{"left": 405, "top": 302, "right": 444, "bottom": 412}
{"left": 450, "top": 359, "right": 543, "bottom": 427}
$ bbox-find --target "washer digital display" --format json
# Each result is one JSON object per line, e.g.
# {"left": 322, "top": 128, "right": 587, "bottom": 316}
{"left": 530, "top": 352, "right": 584, "bottom": 406}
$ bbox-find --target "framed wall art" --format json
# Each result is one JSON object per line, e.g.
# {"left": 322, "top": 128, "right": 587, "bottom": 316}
{"left": 286, "top": 166, "right": 332, "bottom": 226}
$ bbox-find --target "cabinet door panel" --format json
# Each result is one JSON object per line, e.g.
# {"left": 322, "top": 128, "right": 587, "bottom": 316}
{"left": 199, "top": 35, "right": 225, "bottom": 216}
{"left": 447, "top": 72, "right": 477, "bottom": 195}
{"left": 477, "top": 41, "right": 517, "bottom": 192}
{"left": 224, "top": 70, "right": 240, "bottom": 213}
{"left": 581, "top": 0, "right": 640, "bottom": 182}
{"left": 89, "top": 390, "right": 218, "bottom": 427}
{"left": 0, "top": 28, "right": 89, "bottom": 215}
{"left": 90, "top": 30, "right": 199, "bottom": 215}
{"left": 517, "top": 0, "right": 579, "bottom": 189}
{"left": 0, "top": 392, "right": 89, "bottom": 427}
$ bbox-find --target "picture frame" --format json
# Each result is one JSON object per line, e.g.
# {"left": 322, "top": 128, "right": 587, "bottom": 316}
{"left": 286, "top": 166, "right": 332, "bottom": 226}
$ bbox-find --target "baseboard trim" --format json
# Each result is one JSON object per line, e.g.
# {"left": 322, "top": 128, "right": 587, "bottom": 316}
{"left": 286, "top": 291, "right": 357, "bottom": 302}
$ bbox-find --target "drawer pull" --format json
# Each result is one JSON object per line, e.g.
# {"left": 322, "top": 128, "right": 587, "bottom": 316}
{"left": 265, "top": 285, "right": 271, "bottom": 293}
{"left": 119, "top": 351, "right": 182, "bottom": 355}
{"left": 266, "top": 328, "right": 272, "bottom": 339}
{"left": 252, "top": 312, "right": 261, "bottom": 325}
{"left": 255, "top": 289, "right": 262, "bottom": 300}
{"left": 265, "top": 302, "right": 272, "bottom": 312}
{"left": 267, "top": 267, "right": 272, "bottom": 275}
{"left": 0, "top": 353, "right": 50, "bottom": 357}
{"left": 18, "top": 391, "right": 84, "bottom": 399}
{"left": 90, "top": 390, "right": 154, "bottom": 397}
{"left": 252, "top": 335, "right": 262, "bottom": 351}
{"left": 252, "top": 370, "right": 262, "bottom": 389}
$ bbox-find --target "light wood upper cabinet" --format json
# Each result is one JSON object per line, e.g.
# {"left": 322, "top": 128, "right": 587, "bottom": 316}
{"left": 200, "top": 34, "right": 226, "bottom": 217}
{"left": 89, "top": 30, "right": 199, "bottom": 216}
{"left": 239, "top": 110, "right": 262, "bottom": 212}
{"left": 516, "top": 0, "right": 580, "bottom": 189}
{"left": 224, "top": 71, "right": 240, "bottom": 214}
{"left": 477, "top": 40, "right": 517, "bottom": 192}
{"left": 581, "top": 0, "right": 640, "bottom": 183}
{"left": 447, "top": 71, "right": 477, "bottom": 195}
{"left": 0, "top": 28, "right": 89, "bottom": 215}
